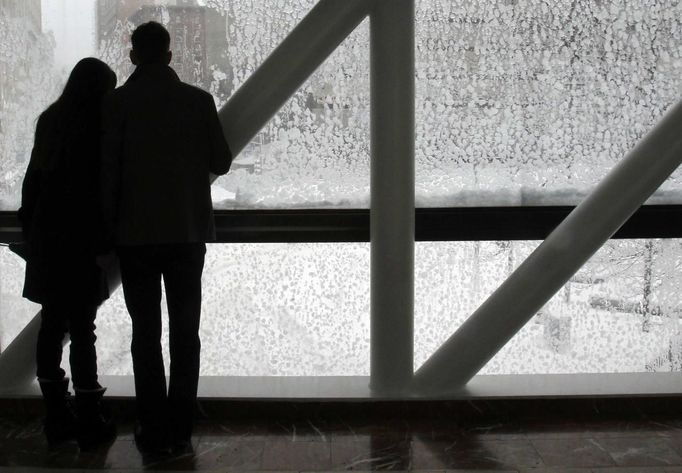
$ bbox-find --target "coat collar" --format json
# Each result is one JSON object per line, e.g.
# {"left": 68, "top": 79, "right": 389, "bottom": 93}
{"left": 125, "top": 64, "right": 180, "bottom": 85}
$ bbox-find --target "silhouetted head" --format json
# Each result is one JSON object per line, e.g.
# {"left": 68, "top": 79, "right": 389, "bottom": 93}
{"left": 130, "top": 21, "right": 172, "bottom": 66}
{"left": 59, "top": 57, "right": 117, "bottom": 108}
{"left": 39, "top": 57, "right": 116, "bottom": 165}
{"left": 52, "top": 57, "right": 116, "bottom": 130}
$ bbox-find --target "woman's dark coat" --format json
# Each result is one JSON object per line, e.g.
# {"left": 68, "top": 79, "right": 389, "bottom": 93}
{"left": 18, "top": 105, "right": 109, "bottom": 306}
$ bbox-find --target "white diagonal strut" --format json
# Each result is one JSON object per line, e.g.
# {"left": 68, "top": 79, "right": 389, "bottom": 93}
{"left": 218, "top": 0, "right": 373, "bottom": 157}
{"left": 0, "top": 264, "right": 121, "bottom": 393}
{"left": 0, "top": 312, "right": 43, "bottom": 393}
{"left": 412, "top": 101, "right": 682, "bottom": 394}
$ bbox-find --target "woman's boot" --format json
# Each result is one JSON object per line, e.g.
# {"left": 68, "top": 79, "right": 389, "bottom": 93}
{"left": 38, "top": 378, "right": 77, "bottom": 446}
{"left": 75, "top": 387, "right": 117, "bottom": 451}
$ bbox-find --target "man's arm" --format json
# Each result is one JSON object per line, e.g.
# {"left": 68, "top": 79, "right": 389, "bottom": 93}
{"left": 99, "top": 93, "right": 124, "bottom": 252}
{"left": 204, "top": 93, "right": 232, "bottom": 176}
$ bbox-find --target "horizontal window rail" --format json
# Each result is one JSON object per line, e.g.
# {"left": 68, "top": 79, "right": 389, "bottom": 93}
{"left": 4, "top": 373, "right": 682, "bottom": 399}
{"left": 1, "top": 205, "right": 682, "bottom": 244}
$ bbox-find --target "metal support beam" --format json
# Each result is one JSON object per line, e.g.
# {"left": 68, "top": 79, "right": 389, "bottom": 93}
{"left": 218, "top": 0, "right": 372, "bottom": 157}
{"left": 369, "top": 0, "right": 415, "bottom": 394}
{"left": 413, "top": 101, "right": 682, "bottom": 393}
{"left": 0, "top": 312, "right": 42, "bottom": 393}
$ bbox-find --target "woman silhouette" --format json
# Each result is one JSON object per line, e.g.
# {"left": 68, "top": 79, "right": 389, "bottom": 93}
{"left": 19, "top": 57, "right": 117, "bottom": 449}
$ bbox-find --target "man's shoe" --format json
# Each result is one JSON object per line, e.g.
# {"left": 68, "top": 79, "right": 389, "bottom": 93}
{"left": 169, "top": 434, "right": 194, "bottom": 456}
{"left": 134, "top": 424, "right": 170, "bottom": 456}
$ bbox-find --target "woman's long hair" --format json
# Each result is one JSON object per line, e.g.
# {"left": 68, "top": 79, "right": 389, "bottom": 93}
{"left": 39, "top": 58, "right": 117, "bottom": 168}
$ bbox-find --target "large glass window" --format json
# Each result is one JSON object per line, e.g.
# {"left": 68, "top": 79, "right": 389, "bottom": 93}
{"left": 1, "top": 1, "right": 681, "bottom": 209}
{"left": 1, "top": 1, "right": 681, "bottom": 380}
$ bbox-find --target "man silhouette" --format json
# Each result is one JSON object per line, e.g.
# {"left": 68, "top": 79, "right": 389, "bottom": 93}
{"left": 100, "top": 21, "right": 232, "bottom": 454}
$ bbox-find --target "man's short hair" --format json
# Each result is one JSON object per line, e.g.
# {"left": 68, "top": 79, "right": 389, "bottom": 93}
{"left": 131, "top": 21, "right": 171, "bottom": 64}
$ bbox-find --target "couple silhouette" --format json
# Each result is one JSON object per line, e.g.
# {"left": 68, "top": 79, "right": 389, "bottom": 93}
{"left": 19, "top": 21, "right": 232, "bottom": 455}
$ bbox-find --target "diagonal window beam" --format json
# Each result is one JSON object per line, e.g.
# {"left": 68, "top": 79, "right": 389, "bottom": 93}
{"left": 217, "top": 0, "right": 374, "bottom": 157}
{"left": 412, "top": 101, "right": 682, "bottom": 394}
{"left": 0, "top": 312, "right": 44, "bottom": 393}
{"left": 0, "top": 271, "right": 121, "bottom": 393}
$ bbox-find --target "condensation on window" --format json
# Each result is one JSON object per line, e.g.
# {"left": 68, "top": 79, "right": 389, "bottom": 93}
{"left": 414, "top": 0, "right": 682, "bottom": 208}
{"left": 416, "top": 239, "right": 682, "bottom": 375}
{"left": 1, "top": 239, "right": 680, "bottom": 375}
{"left": 1, "top": 1, "right": 682, "bottom": 377}
{"left": 83, "top": 240, "right": 682, "bottom": 376}
{"left": 1, "top": 1, "right": 681, "bottom": 209}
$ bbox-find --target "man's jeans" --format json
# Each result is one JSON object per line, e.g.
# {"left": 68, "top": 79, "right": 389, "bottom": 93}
{"left": 118, "top": 243, "right": 206, "bottom": 441}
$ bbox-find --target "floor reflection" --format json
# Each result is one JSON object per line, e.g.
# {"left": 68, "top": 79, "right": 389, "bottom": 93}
{"left": 2, "top": 400, "right": 682, "bottom": 471}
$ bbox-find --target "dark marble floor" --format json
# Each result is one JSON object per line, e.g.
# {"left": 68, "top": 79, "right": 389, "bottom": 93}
{"left": 2, "top": 399, "right": 682, "bottom": 472}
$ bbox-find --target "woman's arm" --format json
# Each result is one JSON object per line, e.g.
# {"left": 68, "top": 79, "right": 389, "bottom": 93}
{"left": 18, "top": 114, "right": 48, "bottom": 239}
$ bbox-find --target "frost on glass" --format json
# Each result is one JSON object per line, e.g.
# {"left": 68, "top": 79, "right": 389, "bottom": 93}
{"left": 2, "top": 1, "right": 682, "bottom": 378}
{"left": 207, "top": 0, "right": 371, "bottom": 208}
{"left": 3, "top": 1, "right": 681, "bottom": 208}
{"left": 0, "top": 3, "right": 61, "bottom": 209}
{"left": 95, "top": 243, "right": 370, "bottom": 376}
{"left": 2, "top": 240, "right": 681, "bottom": 375}
{"left": 416, "top": 239, "right": 682, "bottom": 374}
{"left": 415, "top": 0, "right": 682, "bottom": 206}
{"left": 87, "top": 240, "right": 682, "bottom": 376}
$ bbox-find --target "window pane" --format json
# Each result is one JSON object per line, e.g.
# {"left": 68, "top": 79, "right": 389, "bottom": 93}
{"left": 414, "top": 1, "right": 682, "bottom": 207}
{"left": 96, "top": 243, "right": 371, "bottom": 376}
{"left": 2, "top": 1, "right": 681, "bottom": 209}
{"left": 416, "top": 239, "right": 682, "bottom": 374}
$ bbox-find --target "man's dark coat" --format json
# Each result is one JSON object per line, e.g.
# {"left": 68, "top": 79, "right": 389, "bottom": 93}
{"left": 100, "top": 64, "right": 232, "bottom": 247}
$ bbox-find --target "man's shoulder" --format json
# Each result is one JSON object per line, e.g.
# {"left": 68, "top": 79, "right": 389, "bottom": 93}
{"left": 176, "top": 81, "right": 213, "bottom": 103}
{"left": 104, "top": 77, "right": 214, "bottom": 113}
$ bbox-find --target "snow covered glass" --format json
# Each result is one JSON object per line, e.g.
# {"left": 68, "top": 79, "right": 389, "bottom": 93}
{"left": 81, "top": 239, "right": 682, "bottom": 375}
{"left": 1, "top": 0, "right": 681, "bottom": 208}
{"left": 2, "top": 240, "right": 681, "bottom": 376}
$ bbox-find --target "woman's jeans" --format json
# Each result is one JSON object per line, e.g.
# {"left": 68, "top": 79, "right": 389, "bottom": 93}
{"left": 36, "top": 303, "right": 100, "bottom": 390}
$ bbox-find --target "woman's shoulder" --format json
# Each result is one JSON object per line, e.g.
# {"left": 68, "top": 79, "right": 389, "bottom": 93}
{"left": 40, "top": 103, "right": 59, "bottom": 121}
{"left": 36, "top": 104, "right": 60, "bottom": 134}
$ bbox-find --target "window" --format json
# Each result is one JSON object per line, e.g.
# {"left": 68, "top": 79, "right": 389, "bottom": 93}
{"left": 2, "top": 1, "right": 681, "bottom": 380}
{"left": 1, "top": 1, "right": 680, "bottom": 209}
